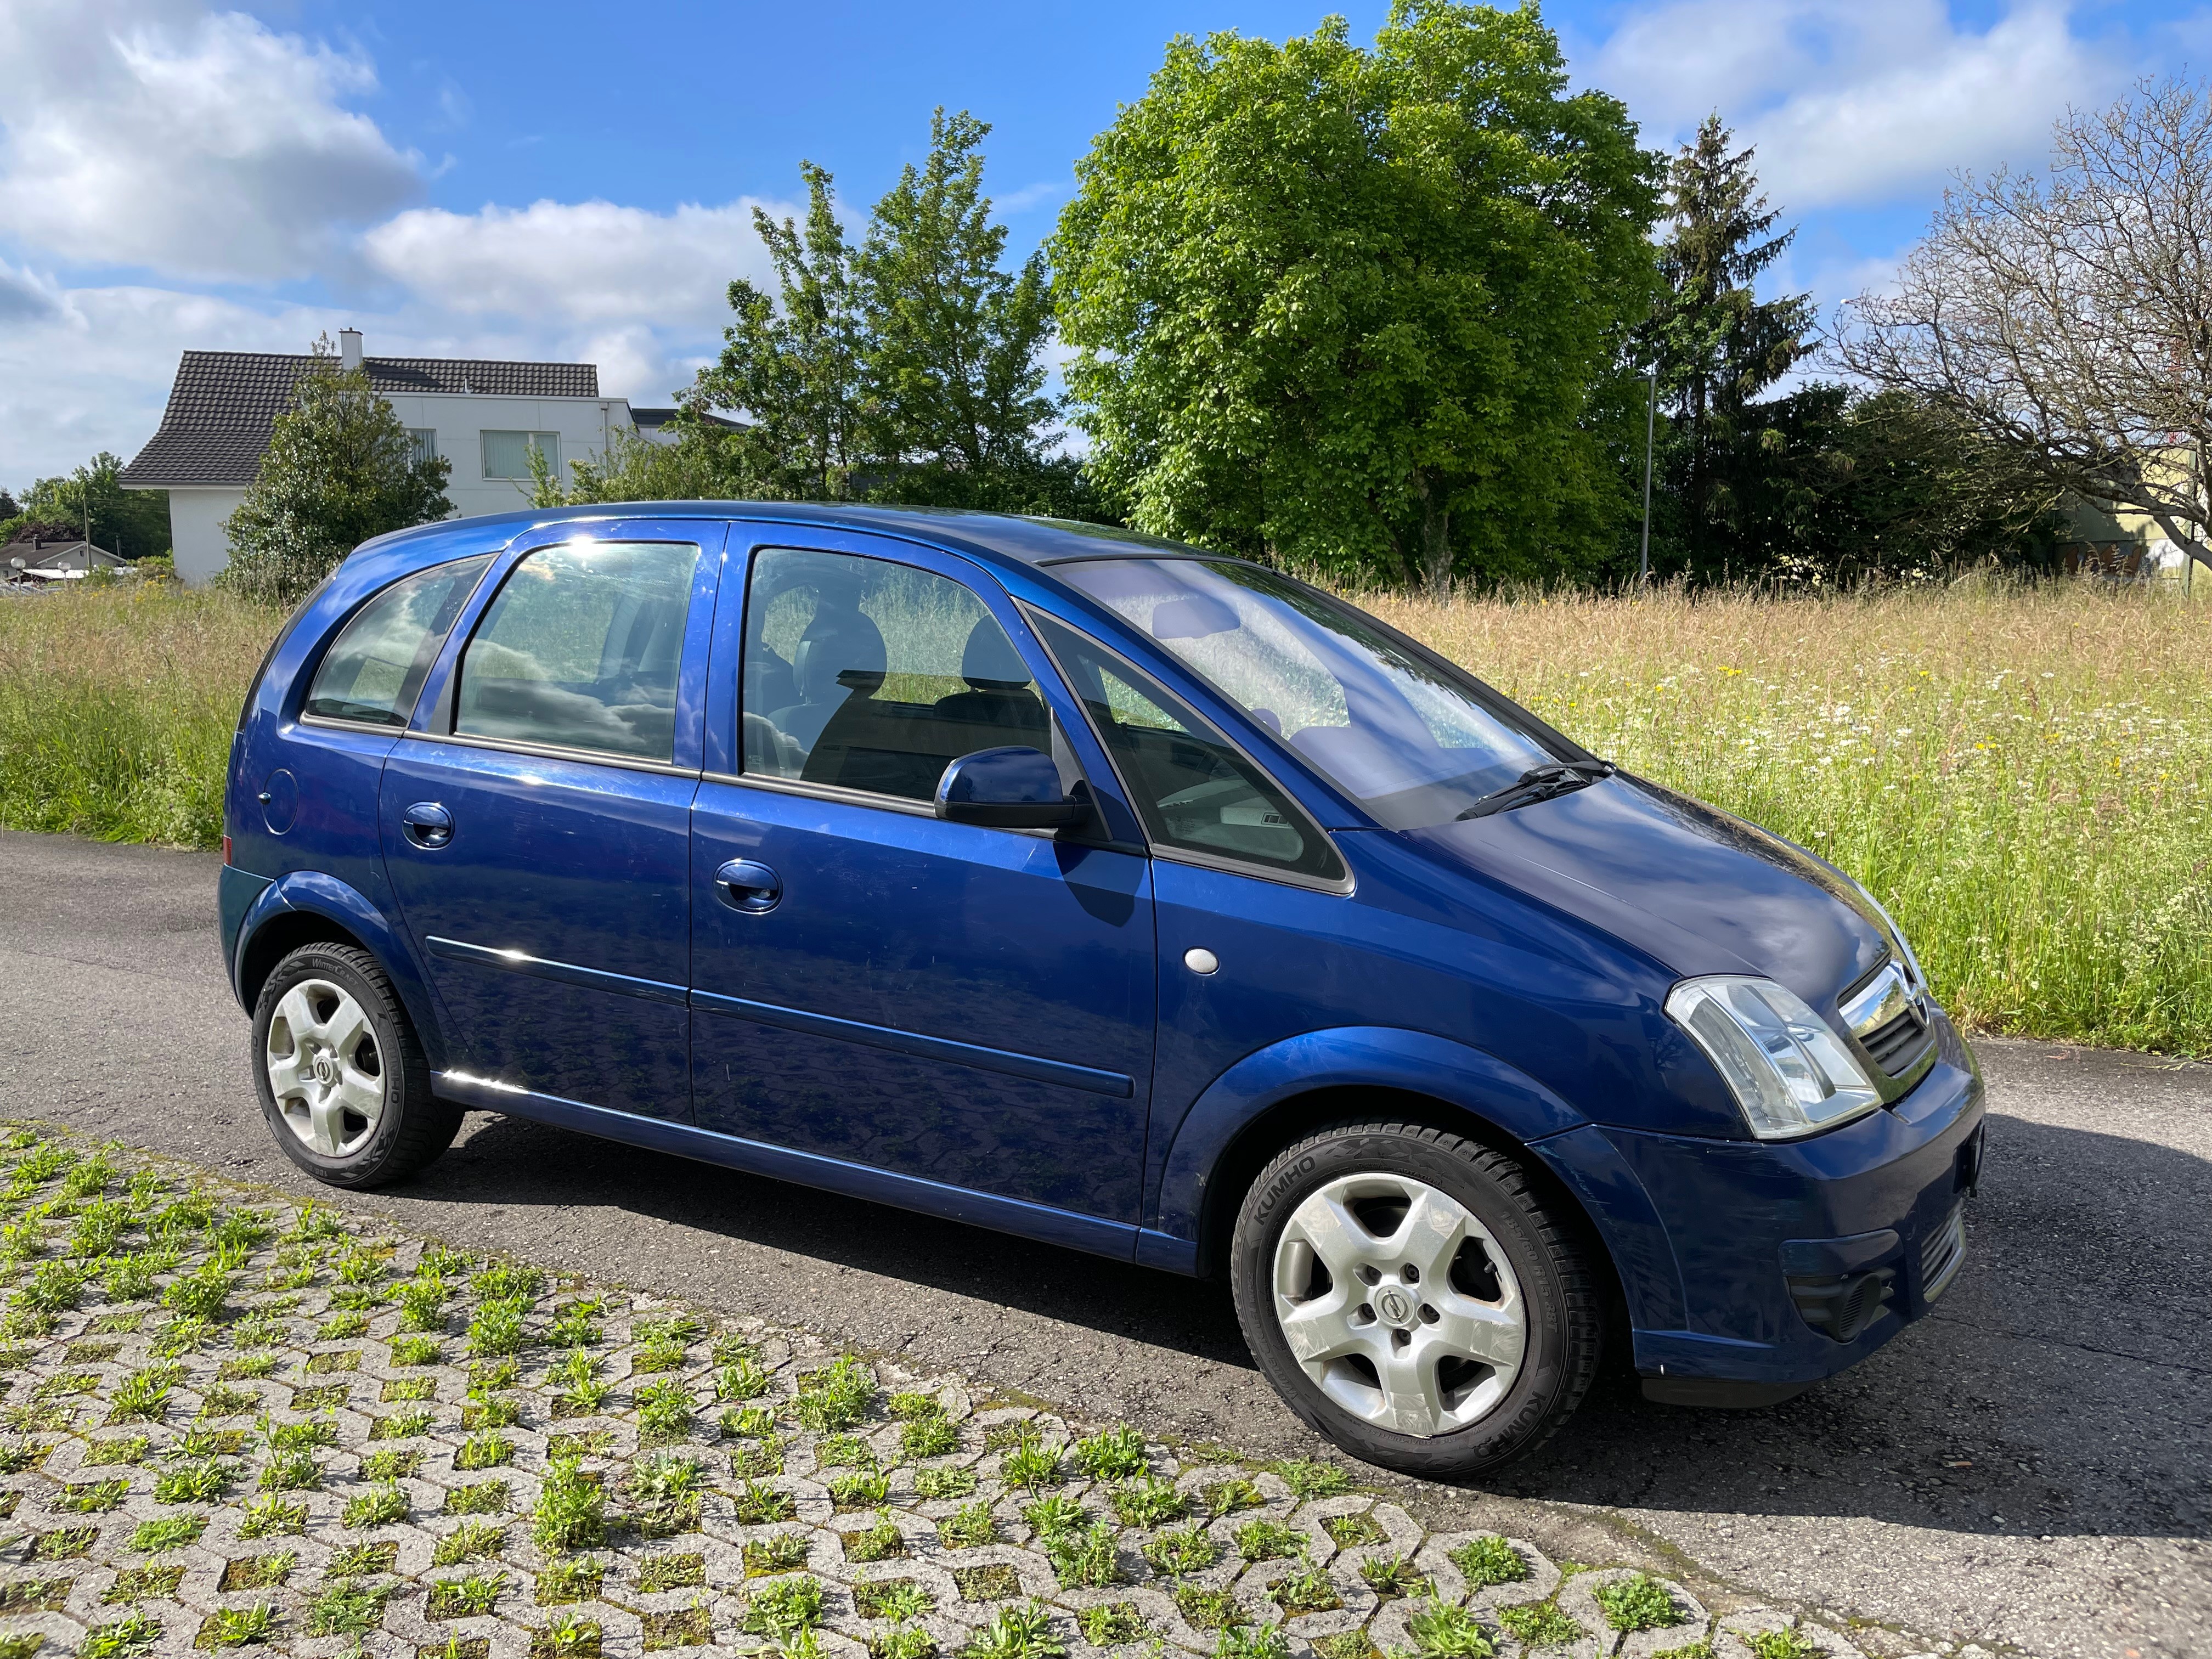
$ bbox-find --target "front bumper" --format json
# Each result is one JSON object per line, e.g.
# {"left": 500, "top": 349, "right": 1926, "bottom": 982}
{"left": 1600, "top": 1008, "right": 1985, "bottom": 1389}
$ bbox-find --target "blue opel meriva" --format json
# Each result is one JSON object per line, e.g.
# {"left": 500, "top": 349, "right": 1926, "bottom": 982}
{"left": 219, "top": 504, "right": 1985, "bottom": 1476}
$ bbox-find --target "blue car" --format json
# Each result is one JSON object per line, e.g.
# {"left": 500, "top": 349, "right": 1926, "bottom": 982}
{"left": 220, "top": 504, "right": 1985, "bottom": 1475}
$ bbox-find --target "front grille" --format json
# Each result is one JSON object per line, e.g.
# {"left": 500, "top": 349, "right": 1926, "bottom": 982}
{"left": 1861, "top": 1004, "right": 1932, "bottom": 1075}
{"left": 1920, "top": 1204, "right": 1967, "bottom": 1302}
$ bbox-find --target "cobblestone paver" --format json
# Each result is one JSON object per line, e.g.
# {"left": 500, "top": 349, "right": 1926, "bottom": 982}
{"left": 0, "top": 1128, "right": 1876, "bottom": 1659}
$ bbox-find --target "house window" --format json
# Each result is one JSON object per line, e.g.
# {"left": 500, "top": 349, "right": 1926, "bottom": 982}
{"left": 407, "top": 428, "right": 438, "bottom": 466}
{"left": 481, "top": 430, "right": 560, "bottom": 480}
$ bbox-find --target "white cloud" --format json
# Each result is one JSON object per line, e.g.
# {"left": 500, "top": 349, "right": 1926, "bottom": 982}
{"left": 1590, "top": 0, "right": 2124, "bottom": 208}
{"left": 0, "top": 0, "right": 422, "bottom": 282}
{"left": 362, "top": 196, "right": 788, "bottom": 330}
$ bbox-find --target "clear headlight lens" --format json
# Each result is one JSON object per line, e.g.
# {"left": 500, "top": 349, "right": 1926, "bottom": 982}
{"left": 1665, "top": 975, "right": 1883, "bottom": 1141}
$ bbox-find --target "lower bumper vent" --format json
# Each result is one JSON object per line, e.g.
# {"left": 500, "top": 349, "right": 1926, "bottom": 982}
{"left": 1921, "top": 1204, "right": 1967, "bottom": 1302}
{"left": 1787, "top": 1267, "right": 1897, "bottom": 1344}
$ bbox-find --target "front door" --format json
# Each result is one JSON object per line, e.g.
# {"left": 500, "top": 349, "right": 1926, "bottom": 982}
{"left": 380, "top": 523, "right": 721, "bottom": 1119}
{"left": 689, "top": 532, "right": 1157, "bottom": 1230}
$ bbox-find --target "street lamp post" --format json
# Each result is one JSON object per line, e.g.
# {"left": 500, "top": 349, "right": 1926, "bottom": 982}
{"left": 1639, "top": 360, "right": 1659, "bottom": 586}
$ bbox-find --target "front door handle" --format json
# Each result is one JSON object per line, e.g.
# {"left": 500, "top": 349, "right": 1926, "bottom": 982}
{"left": 402, "top": 802, "right": 453, "bottom": 849}
{"left": 714, "top": 859, "right": 781, "bottom": 913}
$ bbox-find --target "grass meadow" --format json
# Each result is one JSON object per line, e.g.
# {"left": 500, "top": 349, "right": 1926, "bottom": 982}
{"left": 3, "top": 576, "right": 2206, "bottom": 1054}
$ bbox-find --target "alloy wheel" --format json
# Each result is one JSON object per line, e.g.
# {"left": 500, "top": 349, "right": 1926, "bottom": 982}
{"left": 265, "top": 978, "right": 385, "bottom": 1158}
{"left": 1271, "top": 1171, "right": 1527, "bottom": 1436}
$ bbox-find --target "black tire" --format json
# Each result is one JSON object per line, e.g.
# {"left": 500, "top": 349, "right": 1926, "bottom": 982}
{"left": 1229, "top": 1120, "right": 1603, "bottom": 1479}
{"left": 250, "top": 943, "right": 459, "bottom": 1189}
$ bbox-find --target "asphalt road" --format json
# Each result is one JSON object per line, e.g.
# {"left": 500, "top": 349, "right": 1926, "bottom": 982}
{"left": 1, "top": 829, "right": 2204, "bottom": 1659}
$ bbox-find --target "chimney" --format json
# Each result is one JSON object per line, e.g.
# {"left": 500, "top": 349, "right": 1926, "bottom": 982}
{"left": 339, "top": 328, "right": 364, "bottom": 372}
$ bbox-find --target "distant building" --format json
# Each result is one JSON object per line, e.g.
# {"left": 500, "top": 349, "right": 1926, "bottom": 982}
{"left": 2, "top": 533, "right": 131, "bottom": 583}
{"left": 629, "top": 406, "right": 744, "bottom": 447}
{"left": 119, "top": 329, "right": 636, "bottom": 585}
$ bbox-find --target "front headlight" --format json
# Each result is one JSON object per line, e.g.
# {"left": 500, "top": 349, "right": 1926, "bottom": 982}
{"left": 1665, "top": 975, "right": 1883, "bottom": 1141}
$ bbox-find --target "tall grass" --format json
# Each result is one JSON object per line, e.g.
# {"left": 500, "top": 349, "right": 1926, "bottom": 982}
{"left": 0, "top": 586, "right": 272, "bottom": 848}
{"left": 2, "top": 575, "right": 2206, "bottom": 1053}
{"left": 1364, "top": 577, "right": 2212, "bottom": 1056}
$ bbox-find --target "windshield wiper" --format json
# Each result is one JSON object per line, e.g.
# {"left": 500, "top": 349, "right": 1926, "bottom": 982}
{"left": 1456, "top": 759, "right": 1617, "bottom": 821}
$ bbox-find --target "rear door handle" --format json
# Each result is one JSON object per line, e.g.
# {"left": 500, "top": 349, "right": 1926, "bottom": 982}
{"left": 714, "top": 859, "right": 781, "bottom": 913}
{"left": 402, "top": 802, "right": 453, "bottom": 849}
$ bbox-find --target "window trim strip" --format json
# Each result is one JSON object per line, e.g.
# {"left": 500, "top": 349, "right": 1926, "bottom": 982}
{"left": 398, "top": 727, "right": 700, "bottom": 780}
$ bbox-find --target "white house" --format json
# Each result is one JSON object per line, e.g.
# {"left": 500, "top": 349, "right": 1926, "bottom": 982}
{"left": 121, "top": 329, "right": 636, "bottom": 585}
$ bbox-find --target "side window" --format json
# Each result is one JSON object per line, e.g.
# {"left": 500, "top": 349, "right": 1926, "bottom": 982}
{"left": 1032, "top": 614, "right": 1344, "bottom": 883}
{"left": 303, "top": 556, "right": 490, "bottom": 727}
{"left": 453, "top": 540, "right": 699, "bottom": 761}
{"left": 741, "top": 546, "right": 1047, "bottom": 803}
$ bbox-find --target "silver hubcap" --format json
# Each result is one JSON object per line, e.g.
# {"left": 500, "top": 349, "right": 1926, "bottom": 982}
{"left": 1272, "top": 1172, "right": 1527, "bottom": 1437}
{"left": 266, "top": 979, "right": 385, "bottom": 1157}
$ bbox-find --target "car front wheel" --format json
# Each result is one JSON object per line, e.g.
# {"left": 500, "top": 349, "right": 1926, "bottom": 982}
{"left": 1230, "top": 1119, "right": 1604, "bottom": 1478}
{"left": 251, "top": 942, "right": 459, "bottom": 1188}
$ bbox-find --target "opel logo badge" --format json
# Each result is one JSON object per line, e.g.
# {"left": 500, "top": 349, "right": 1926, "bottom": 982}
{"left": 1376, "top": 1287, "right": 1413, "bottom": 1325}
{"left": 313, "top": 1054, "right": 338, "bottom": 1086}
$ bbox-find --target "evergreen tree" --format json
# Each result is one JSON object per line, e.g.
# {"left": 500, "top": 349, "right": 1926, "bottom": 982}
{"left": 1648, "top": 115, "right": 1815, "bottom": 571}
{"left": 219, "top": 338, "right": 452, "bottom": 606}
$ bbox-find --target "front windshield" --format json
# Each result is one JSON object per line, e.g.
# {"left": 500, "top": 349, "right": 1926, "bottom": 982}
{"left": 1053, "top": 559, "right": 1567, "bottom": 831}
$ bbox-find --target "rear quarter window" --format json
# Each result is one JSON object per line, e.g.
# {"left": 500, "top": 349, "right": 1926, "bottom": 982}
{"left": 303, "top": 556, "right": 493, "bottom": 727}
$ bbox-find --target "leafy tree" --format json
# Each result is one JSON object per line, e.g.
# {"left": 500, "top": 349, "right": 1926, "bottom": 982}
{"left": 1645, "top": 115, "right": 1815, "bottom": 572}
{"left": 1837, "top": 77, "right": 2212, "bottom": 577}
{"left": 523, "top": 420, "right": 776, "bottom": 506}
{"left": 219, "top": 339, "right": 453, "bottom": 606}
{"left": 3, "top": 453, "right": 172, "bottom": 561}
{"left": 693, "top": 162, "right": 866, "bottom": 499}
{"left": 1051, "top": 1, "right": 1661, "bottom": 593}
{"left": 692, "top": 112, "right": 1081, "bottom": 514}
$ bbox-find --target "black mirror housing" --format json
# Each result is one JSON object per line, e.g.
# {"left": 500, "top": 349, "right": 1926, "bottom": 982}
{"left": 935, "top": 746, "right": 1092, "bottom": 830}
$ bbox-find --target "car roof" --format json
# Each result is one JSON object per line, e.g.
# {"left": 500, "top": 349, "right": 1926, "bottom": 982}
{"left": 355, "top": 500, "right": 1211, "bottom": 574}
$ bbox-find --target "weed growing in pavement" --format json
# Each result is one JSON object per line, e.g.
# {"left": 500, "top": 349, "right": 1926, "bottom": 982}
{"left": 844, "top": 1514, "right": 905, "bottom": 1562}
{"left": 729, "top": 1436, "right": 785, "bottom": 1479}
{"left": 1744, "top": 1632, "right": 1823, "bottom": 1659}
{"left": 793, "top": 1356, "right": 874, "bottom": 1431}
{"left": 325, "top": 1542, "right": 398, "bottom": 1576}
{"left": 1323, "top": 1513, "right": 1385, "bottom": 1550}
{"left": 716, "top": 1357, "right": 770, "bottom": 1401}
{"left": 237, "top": 1496, "right": 306, "bottom": 1537}
{"left": 546, "top": 1297, "right": 605, "bottom": 1348}
{"left": 829, "top": 1469, "right": 891, "bottom": 1509}
{"left": 1045, "top": 1522, "right": 1120, "bottom": 1588}
{"left": 128, "top": 1514, "right": 207, "bottom": 1551}
{"left": 1272, "top": 1458, "right": 1352, "bottom": 1499}
{"left": 743, "top": 1532, "right": 812, "bottom": 1576}
{"left": 1071, "top": 1424, "right": 1148, "bottom": 1480}
{"left": 532, "top": 1458, "right": 605, "bottom": 1551}
{"left": 107, "top": 1363, "right": 180, "bottom": 1421}
{"left": 1234, "top": 1519, "right": 1302, "bottom": 1562}
{"left": 455, "top": 1432, "right": 516, "bottom": 1470}
{"left": 534, "top": 1559, "right": 603, "bottom": 1605}
{"left": 428, "top": 1571, "right": 509, "bottom": 1618}
{"left": 998, "top": 1436, "right": 1063, "bottom": 1490}
{"left": 360, "top": 1449, "right": 422, "bottom": 1481}
{"left": 432, "top": 1522, "right": 509, "bottom": 1566}
{"left": 221, "top": 1551, "right": 296, "bottom": 1590}
{"left": 1172, "top": 1585, "right": 1245, "bottom": 1630}
{"left": 1108, "top": 1475, "right": 1186, "bottom": 1528}
{"left": 342, "top": 1483, "right": 408, "bottom": 1528}
{"left": 1076, "top": 1604, "right": 1147, "bottom": 1647}
{"left": 1200, "top": 1477, "right": 1263, "bottom": 1517}
{"left": 900, "top": 1414, "right": 958, "bottom": 1459}
{"left": 306, "top": 1578, "right": 388, "bottom": 1638}
{"left": 151, "top": 1458, "right": 234, "bottom": 1503}
{"left": 391, "top": 1336, "right": 442, "bottom": 1366}
{"left": 200, "top": 1602, "right": 278, "bottom": 1645}
{"left": 1594, "top": 1573, "right": 1683, "bottom": 1632}
{"left": 963, "top": 1601, "right": 1063, "bottom": 1659}
{"left": 1271, "top": 1558, "right": 1341, "bottom": 1615}
{"left": 938, "top": 1500, "right": 998, "bottom": 1548}
{"left": 396, "top": 1277, "right": 449, "bottom": 1332}
{"left": 1020, "top": 1494, "right": 1087, "bottom": 1541}
{"left": 1359, "top": 1555, "right": 1427, "bottom": 1599}
{"left": 732, "top": 1480, "right": 795, "bottom": 1526}
{"left": 467, "top": 1297, "right": 530, "bottom": 1358}
{"left": 629, "top": 1452, "right": 708, "bottom": 1535}
{"left": 1406, "top": 1600, "right": 1495, "bottom": 1658}
{"left": 745, "top": 1575, "right": 826, "bottom": 1639}
{"left": 374, "top": 1407, "right": 436, "bottom": 1440}
{"left": 1142, "top": 1526, "right": 1218, "bottom": 1577}
{"left": 382, "top": 1375, "right": 436, "bottom": 1401}
{"left": 913, "top": 1464, "right": 978, "bottom": 1500}
{"left": 816, "top": 1432, "right": 873, "bottom": 1467}
{"left": 634, "top": 1376, "right": 696, "bottom": 1442}
{"left": 1496, "top": 1603, "right": 1582, "bottom": 1648}
{"left": 80, "top": 1610, "right": 165, "bottom": 1658}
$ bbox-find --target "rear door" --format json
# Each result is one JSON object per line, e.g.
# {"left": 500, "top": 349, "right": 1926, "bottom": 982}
{"left": 689, "top": 527, "right": 1158, "bottom": 1237}
{"left": 380, "top": 520, "right": 722, "bottom": 1120}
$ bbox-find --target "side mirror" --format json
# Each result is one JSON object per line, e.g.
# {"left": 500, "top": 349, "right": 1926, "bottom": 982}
{"left": 935, "top": 747, "right": 1091, "bottom": 830}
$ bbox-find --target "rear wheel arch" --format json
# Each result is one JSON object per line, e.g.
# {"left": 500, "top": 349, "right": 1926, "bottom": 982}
{"left": 236, "top": 905, "right": 447, "bottom": 1073}
{"left": 1197, "top": 1087, "right": 1628, "bottom": 1333}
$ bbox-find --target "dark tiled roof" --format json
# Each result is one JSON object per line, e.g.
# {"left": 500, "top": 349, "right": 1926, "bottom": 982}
{"left": 122, "top": 351, "right": 603, "bottom": 488}
{"left": 630, "top": 406, "right": 743, "bottom": 432}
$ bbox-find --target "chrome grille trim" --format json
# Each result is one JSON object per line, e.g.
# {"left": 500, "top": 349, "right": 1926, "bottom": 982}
{"left": 1841, "top": 959, "right": 1936, "bottom": 1080}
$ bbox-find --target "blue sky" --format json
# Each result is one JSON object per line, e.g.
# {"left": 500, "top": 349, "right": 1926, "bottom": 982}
{"left": 2, "top": 0, "right": 2204, "bottom": 482}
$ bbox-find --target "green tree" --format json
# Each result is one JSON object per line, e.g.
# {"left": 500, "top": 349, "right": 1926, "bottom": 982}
{"left": 856, "top": 109, "right": 1061, "bottom": 495}
{"left": 1051, "top": 1, "right": 1661, "bottom": 593}
{"left": 218, "top": 339, "right": 453, "bottom": 606}
{"left": 692, "top": 162, "right": 866, "bottom": 499}
{"left": 692, "top": 113, "right": 1080, "bottom": 514}
{"left": 1645, "top": 115, "right": 1816, "bottom": 573}
{"left": 4, "top": 453, "right": 172, "bottom": 561}
{"left": 523, "top": 419, "right": 776, "bottom": 506}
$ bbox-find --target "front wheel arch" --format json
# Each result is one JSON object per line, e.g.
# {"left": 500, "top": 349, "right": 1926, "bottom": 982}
{"left": 1197, "top": 1088, "right": 1626, "bottom": 1338}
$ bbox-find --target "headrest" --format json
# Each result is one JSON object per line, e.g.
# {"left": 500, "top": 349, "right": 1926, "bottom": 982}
{"left": 793, "top": 605, "right": 886, "bottom": 701}
{"left": 960, "top": 619, "right": 1031, "bottom": 692}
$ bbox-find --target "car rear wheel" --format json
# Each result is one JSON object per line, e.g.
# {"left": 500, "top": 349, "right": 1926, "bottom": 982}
{"left": 1230, "top": 1119, "right": 1603, "bottom": 1478}
{"left": 252, "top": 943, "right": 459, "bottom": 1188}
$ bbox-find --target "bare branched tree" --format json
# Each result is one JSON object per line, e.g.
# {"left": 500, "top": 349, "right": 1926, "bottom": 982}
{"left": 1836, "top": 78, "right": 2212, "bottom": 574}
